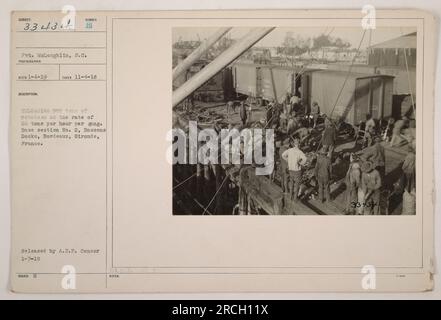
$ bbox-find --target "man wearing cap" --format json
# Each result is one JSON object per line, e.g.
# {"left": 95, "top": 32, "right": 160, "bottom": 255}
{"left": 321, "top": 117, "right": 336, "bottom": 157}
{"left": 279, "top": 110, "right": 288, "bottom": 132}
{"left": 278, "top": 138, "right": 290, "bottom": 193}
{"left": 402, "top": 139, "right": 416, "bottom": 193}
{"left": 311, "top": 101, "right": 320, "bottom": 128}
{"left": 284, "top": 92, "right": 291, "bottom": 108}
{"left": 289, "top": 94, "right": 300, "bottom": 111}
{"left": 271, "top": 103, "right": 282, "bottom": 129}
{"left": 284, "top": 99, "right": 293, "bottom": 116}
{"left": 282, "top": 138, "right": 307, "bottom": 202}
{"left": 360, "top": 160, "right": 382, "bottom": 215}
{"left": 361, "top": 136, "right": 386, "bottom": 180}
{"left": 314, "top": 147, "right": 332, "bottom": 203}
{"left": 239, "top": 101, "right": 248, "bottom": 126}
{"left": 344, "top": 153, "right": 361, "bottom": 214}
{"left": 226, "top": 101, "right": 235, "bottom": 116}
{"left": 247, "top": 98, "right": 253, "bottom": 122}
{"left": 294, "top": 126, "right": 312, "bottom": 146}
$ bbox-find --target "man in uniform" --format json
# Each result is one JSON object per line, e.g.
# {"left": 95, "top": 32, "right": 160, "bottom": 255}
{"left": 390, "top": 116, "right": 409, "bottom": 147}
{"left": 364, "top": 114, "right": 376, "bottom": 147}
{"left": 226, "top": 100, "right": 235, "bottom": 117}
{"left": 321, "top": 117, "right": 336, "bottom": 157}
{"left": 279, "top": 110, "right": 288, "bottom": 132}
{"left": 290, "top": 94, "right": 301, "bottom": 116}
{"left": 278, "top": 138, "right": 290, "bottom": 193}
{"left": 314, "top": 147, "right": 332, "bottom": 203}
{"left": 246, "top": 97, "right": 253, "bottom": 122}
{"left": 360, "top": 160, "right": 382, "bottom": 215}
{"left": 361, "top": 136, "right": 386, "bottom": 180}
{"left": 402, "top": 139, "right": 416, "bottom": 193}
{"left": 344, "top": 153, "right": 361, "bottom": 214}
{"left": 311, "top": 101, "right": 320, "bottom": 128}
{"left": 271, "top": 103, "right": 281, "bottom": 129}
{"left": 239, "top": 101, "right": 248, "bottom": 126}
{"left": 285, "top": 97, "right": 293, "bottom": 116}
{"left": 284, "top": 92, "right": 291, "bottom": 107}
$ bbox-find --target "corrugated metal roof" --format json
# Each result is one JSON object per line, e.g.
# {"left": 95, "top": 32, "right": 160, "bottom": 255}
{"left": 369, "top": 32, "right": 416, "bottom": 49}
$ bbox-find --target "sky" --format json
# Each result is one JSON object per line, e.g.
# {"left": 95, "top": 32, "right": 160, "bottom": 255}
{"left": 172, "top": 27, "right": 417, "bottom": 50}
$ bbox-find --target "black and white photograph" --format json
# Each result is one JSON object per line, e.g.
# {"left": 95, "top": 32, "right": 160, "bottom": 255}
{"left": 172, "top": 26, "right": 417, "bottom": 215}
{"left": 5, "top": 6, "right": 438, "bottom": 296}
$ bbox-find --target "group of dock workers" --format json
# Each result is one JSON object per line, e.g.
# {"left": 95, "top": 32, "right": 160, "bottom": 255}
{"left": 225, "top": 91, "right": 416, "bottom": 215}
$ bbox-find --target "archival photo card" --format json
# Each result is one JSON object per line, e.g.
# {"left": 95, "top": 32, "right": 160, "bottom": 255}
{"left": 9, "top": 9, "right": 435, "bottom": 293}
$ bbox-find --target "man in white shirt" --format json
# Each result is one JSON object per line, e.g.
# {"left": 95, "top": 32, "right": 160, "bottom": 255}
{"left": 282, "top": 138, "right": 307, "bottom": 201}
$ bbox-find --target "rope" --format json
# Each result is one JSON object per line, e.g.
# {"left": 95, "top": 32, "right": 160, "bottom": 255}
{"left": 312, "top": 30, "right": 367, "bottom": 153}
{"left": 264, "top": 107, "right": 276, "bottom": 129}
{"left": 400, "top": 28, "right": 416, "bottom": 119}
{"left": 202, "top": 174, "right": 229, "bottom": 215}
{"left": 329, "top": 29, "right": 367, "bottom": 119}
{"left": 315, "top": 140, "right": 323, "bottom": 153}
{"left": 263, "top": 101, "right": 285, "bottom": 129}
{"left": 369, "top": 28, "right": 373, "bottom": 49}
{"left": 173, "top": 176, "right": 213, "bottom": 215}
{"left": 173, "top": 172, "right": 197, "bottom": 190}
{"left": 270, "top": 30, "right": 340, "bottom": 149}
